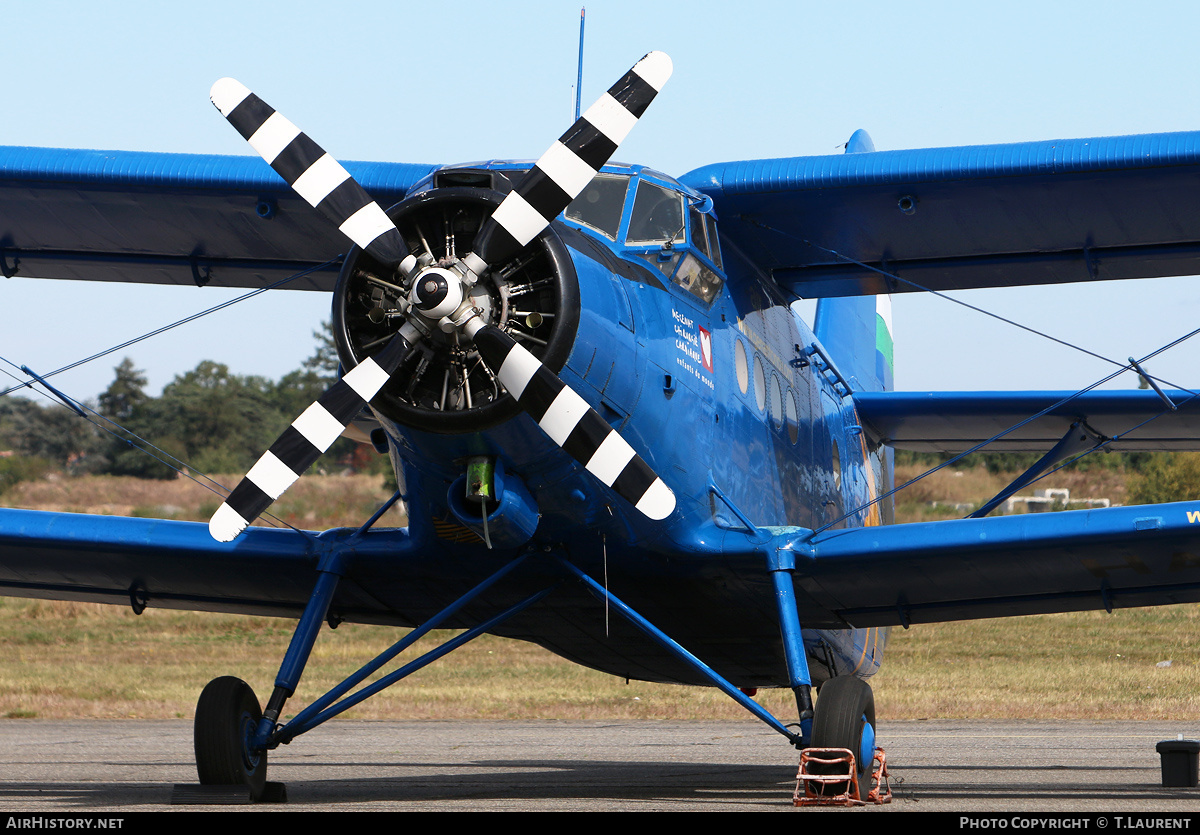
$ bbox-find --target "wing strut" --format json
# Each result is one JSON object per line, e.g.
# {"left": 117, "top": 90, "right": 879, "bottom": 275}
{"left": 969, "top": 421, "right": 1106, "bottom": 518}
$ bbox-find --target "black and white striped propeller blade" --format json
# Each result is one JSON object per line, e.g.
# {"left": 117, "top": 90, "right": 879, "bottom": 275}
{"left": 208, "top": 330, "right": 416, "bottom": 542}
{"left": 210, "top": 78, "right": 417, "bottom": 275}
{"left": 467, "top": 321, "right": 675, "bottom": 521}
{"left": 462, "top": 51, "right": 672, "bottom": 276}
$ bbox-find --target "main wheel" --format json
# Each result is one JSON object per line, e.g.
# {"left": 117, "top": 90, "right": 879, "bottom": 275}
{"left": 194, "top": 676, "right": 267, "bottom": 801}
{"left": 809, "top": 675, "right": 876, "bottom": 796}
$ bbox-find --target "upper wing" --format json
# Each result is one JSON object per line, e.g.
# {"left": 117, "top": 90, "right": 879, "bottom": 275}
{"left": 854, "top": 389, "right": 1200, "bottom": 452}
{"left": 680, "top": 131, "right": 1200, "bottom": 298}
{"left": 0, "top": 146, "right": 436, "bottom": 291}
{"left": 791, "top": 500, "right": 1200, "bottom": 627}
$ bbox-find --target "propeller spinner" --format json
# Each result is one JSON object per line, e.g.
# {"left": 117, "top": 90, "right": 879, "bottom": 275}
{"left": 208, "top": 52, "right": 675, "bottom": 542}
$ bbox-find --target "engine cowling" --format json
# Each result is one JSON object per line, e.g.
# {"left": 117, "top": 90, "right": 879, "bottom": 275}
{"left": 332, "top": 184, "right": 580, "bottom": 434}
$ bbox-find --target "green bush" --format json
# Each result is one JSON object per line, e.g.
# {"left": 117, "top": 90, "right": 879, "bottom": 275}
{"left": 0, "top": 455, "right": 50, "bottom": 496}
{"left": 1127, "top": 452, "right": 1200, "bottom": 505}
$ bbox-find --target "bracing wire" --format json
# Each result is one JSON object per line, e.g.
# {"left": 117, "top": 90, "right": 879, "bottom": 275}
{"left": 744, "top": 217, "right": 1197, "bottom": 391}
{"left": 0, "top": 258, "right": 345, "bottom": 538}
{"left": 748, "top": 221, "right": 1200, "bottom": 537}
{"left": 0, "top": 257, "right": 342, "bottom": 398}
{"left": 0, "top": 355, "right": 314, "bottom": 539}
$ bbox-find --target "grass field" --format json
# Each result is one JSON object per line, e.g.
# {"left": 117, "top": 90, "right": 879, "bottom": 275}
{"left": 1, "top": 598, "right": 1196, "bottom": 723}
{"left": 1, "top": 471, "right": 1196, "bottom": 724}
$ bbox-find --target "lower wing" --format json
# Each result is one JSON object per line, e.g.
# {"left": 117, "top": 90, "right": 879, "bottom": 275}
{"left": 791, "top": 500, "right": 1200, "bottom": 628}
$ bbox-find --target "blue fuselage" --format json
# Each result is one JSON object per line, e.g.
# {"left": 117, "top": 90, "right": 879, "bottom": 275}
{"left": 368, "top": 163, "right": 889, "bottom": 688}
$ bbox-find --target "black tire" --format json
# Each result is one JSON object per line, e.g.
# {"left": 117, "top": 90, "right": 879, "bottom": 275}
{"left": 194, "top": 676, "right": 267, "bottom": 801}
{"left": 809, "top": 675, "right": 875, "bottom": 796}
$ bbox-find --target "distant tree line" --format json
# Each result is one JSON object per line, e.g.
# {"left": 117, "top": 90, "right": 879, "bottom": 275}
{"left": 0, "top": 324, "right": 381, "bottom": 491}
{"left": 893, "top": 448, "right": 1157, "bottom": 475}
{"left": 3, "top": 330, "right": 1200, "bottom": 505}
{"left": 894, "top": 449, "right": 1200, "bottom": 505}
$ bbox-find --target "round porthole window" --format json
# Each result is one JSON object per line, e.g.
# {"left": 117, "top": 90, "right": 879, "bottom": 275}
{"left": 786, "top": 389, "right": 799, "bottom": 444}
{"left": 735, "top": 338, "right": 749, "bottom": 395}
{"left": 753, "top": 355, "right": 766, "bottom": 413}
{"left": 769, "top": 374, "right": 783, "bottom": 430}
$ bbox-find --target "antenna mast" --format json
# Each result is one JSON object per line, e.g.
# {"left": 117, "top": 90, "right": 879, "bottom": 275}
{"left": 575, "top": 8, "right": 585, "bottom": 121}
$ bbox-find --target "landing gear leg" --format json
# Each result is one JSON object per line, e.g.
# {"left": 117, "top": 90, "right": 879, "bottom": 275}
{"left": 768, "top": 550, "right": 814, "bottom": 744}
{"left": 190, "top": 552, "right": 347, "bottom": 801}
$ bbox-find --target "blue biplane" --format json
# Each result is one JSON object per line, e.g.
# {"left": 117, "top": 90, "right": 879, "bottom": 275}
{"left": 2, "top": 51, "right": 1200, "bottom": 801}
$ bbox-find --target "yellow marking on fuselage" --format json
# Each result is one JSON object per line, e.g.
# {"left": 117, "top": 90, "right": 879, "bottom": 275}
{"left": 853, "top": 626, "right": 878, "bottom": 674}
{"left": 855, "top": 412, "right": 882, "bottom": 528}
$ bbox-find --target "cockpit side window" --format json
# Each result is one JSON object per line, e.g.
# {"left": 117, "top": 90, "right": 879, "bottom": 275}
{"left": 704, "top": 213, "right": 723, "bottom": 270}
{"left": 626, "top": 180, "right": 685, "bottom": 245}
{"left": 672, "top": 204, "right": 724, "bottom": 305}
{"left": 673, "top": 253, "right": 723, "bottom": 304}
{"left": 689, "top": 204, "right": 710, "bottom": 260}
{"left": 564, "top": 174, "right": 628, "bottom": 240}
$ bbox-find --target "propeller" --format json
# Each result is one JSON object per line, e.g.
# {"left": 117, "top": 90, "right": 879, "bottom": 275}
{"left": 208, "top": 52, "right": 674, "bottom": 542}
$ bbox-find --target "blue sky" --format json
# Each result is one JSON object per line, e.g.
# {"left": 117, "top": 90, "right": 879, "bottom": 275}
{"left": 4, "top": 0, "right": 1200, "bottom": 402}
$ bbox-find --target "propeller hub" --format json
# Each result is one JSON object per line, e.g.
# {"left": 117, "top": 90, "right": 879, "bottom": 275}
{"left": 409, "top": 266, "right": 463, "bottom": 320}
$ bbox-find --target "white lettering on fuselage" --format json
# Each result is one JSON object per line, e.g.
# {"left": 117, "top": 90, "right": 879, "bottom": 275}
{"left": 672, "top": 308, "right": 714, "bottom": 391}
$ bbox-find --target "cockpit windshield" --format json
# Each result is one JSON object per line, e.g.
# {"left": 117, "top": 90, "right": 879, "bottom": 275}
{"left": 560, "top": 170, "right": 724, "bottom": 305}
{"left": 626, "top": 180, "right": 685, "bottom": 245}
{"left": 564, "top": 173, "right": 627, "bottom": 240}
